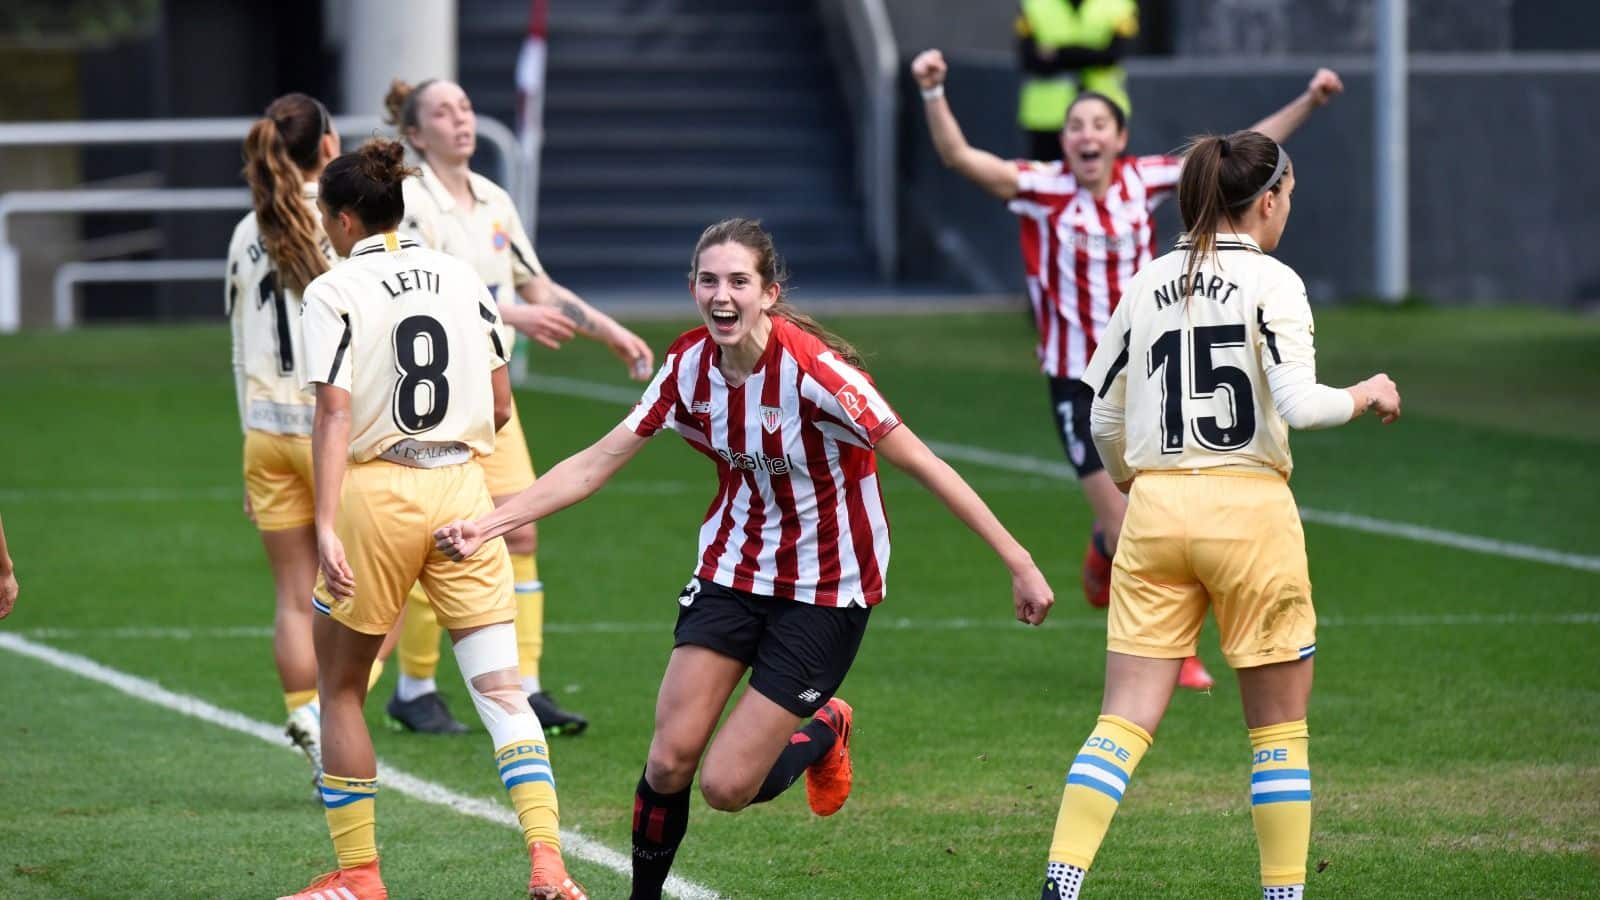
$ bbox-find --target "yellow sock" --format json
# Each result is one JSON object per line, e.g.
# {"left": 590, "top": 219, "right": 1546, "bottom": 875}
{"left": 367, "top": 659, "right": 385, "bottom": 693}
{"left": 496, "top": 739, "right": 560, "bottom": 848}
{"left": 512, "top": 553, "right": 544, "bottom": 686}
{"left": 397, "top": 582, "right": 442, "bottom": 680}
{"left": 320, "top": 773, "right": 378, "bottom": 869}
{"left": 284, "top": 688, "right": 318, "bottom": 715}
{"left": 1047, "top": 714, "right": 1152, "bottom": 869}
{"left": 1249, "top": 719, "right": 1312, "bottom": 887}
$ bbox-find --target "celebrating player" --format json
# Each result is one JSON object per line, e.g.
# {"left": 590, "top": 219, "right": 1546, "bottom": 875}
{"left": 913, "top": 48, "right": 1344, "bottom": 690}
{"left": 1038, "top": 131, "right": 1401, "bottom": 900}
{"left": 435, "top": 218, "right": 1056, "bottom": 899}
{"left": 278, "top": 139, "right": 585, "bottom": 900}
{"left": 379, "top": 77, "right": 653, "bottom": 736}
{"left": 229, "top": 92, "right": 380, "bottom": 784}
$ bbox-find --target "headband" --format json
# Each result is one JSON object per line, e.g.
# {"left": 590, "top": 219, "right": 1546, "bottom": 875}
{"left": 1230, "top": 142, "right": 1290, "bottom": 209}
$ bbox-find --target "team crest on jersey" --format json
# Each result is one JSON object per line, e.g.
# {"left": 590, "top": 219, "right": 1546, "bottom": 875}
{"left": 491, "top": 221, "right": 509, "bottom": 250}
{"left": 760, "top": 405, "right": 782, "bottom": 434}
{"left": 833, "top": 384, "right": 868, "bottom": 421}
{"left": 689, "top": 400, "right": 713, "bottom": 414}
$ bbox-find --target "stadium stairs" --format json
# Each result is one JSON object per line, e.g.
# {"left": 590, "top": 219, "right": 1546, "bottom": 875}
{"left": 458, "top": 0, "right": 880, "bottom": 300}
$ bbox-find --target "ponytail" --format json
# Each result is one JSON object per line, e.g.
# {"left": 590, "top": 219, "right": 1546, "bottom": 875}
{"left": 242, "top": 94, "right": 332, "bottom": 295}
{"left": 1176, "top": 130, "right": 1287, "bottom": 293}
{"left": 689, "top": 218, "right": 866, "bottom": 370}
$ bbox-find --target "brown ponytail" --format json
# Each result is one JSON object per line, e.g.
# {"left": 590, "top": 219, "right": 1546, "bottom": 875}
{"left": 383, "top": 77, "right": 439, "bottom": 149}
{"left": 689, "top": 218, "right": 866, "bottom": 370}
{"left": 1176, "top": 130, "right": 1288, "bottom": 292}
{"left": 320, "top": 138, "right": 417, "bottom": 231}
{"left": 242, "top": 93, "right": 331, "bottom": 295}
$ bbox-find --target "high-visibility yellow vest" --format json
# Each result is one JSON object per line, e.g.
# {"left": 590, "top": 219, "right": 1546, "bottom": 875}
{"left": 1017, "top": 0, "right": 1137, "bottom": 130}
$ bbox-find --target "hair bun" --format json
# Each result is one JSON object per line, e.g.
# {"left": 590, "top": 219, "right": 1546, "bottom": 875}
{"left": 382, "top": 79, "right": 413, "bottom": 127}
{"left": 355, "top": 138, "right": 415, "bottom": 184}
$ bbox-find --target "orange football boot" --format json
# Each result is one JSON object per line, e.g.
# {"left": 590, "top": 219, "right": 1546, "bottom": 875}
{"left": 529, "top": 841, "right": 588, "bottom": 900}
{"left": 1082, "top": 530, "right": 1112, "bottom": 609}
{"left": 277, "top": 859, "right": 387, "bottom": 900}
{"left": 1179, "top": 656, "right": 1215, "bottom": 691}
{"left": 805, "top": 697, "right": 854, "bottom": 816}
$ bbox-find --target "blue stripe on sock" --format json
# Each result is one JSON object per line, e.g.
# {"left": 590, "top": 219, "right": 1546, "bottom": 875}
{"left": 320, "top": 791, "right": 374, "bottom": 809}
{"left": 1298, "top": 643, "right": 1317, "bottom": 659}
{"left": 498, "top": 757, "right": 551, "bottom": 779}
{"left": 1072, "top": 753, "right": 1131, "bottom": 782}
{"left": 1251, "top": 768, "right": 1311, "bottom": 784}
{"left": 1066, "top": 772, "right": 1124, "bottom": 802}
{"left": 1252, "top": 789, "right": 1313, "bottom": 805}
{"left": 503, "top": 771, "right": 556, "bottom": 790}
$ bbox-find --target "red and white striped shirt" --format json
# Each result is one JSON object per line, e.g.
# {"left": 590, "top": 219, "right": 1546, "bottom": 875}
{"left": 624, "top": 317, "right": 900, "bottom": 607}
{"left": 1009, "top": 154, "right": 1182, "bottom": 380}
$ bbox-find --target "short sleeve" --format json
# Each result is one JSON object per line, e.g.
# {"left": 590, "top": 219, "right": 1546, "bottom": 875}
{"left": 1083, "top": 296, "right": 1133, "bottom": 408}
{"left": 505, "top": 213, "right": 543, "bottom": 288}
{"left": 1257, "top": 268, "right": 1318, "bottom": 377}
{"left": 623, "top": 352, "right": 682, "bottom": 438}
{"left": 300, "top": 279, "right": 353, "bottom": 391}
{"left": 803, "top": 353, "right": 901, "bottom": 449}
{"left": 476, "top": 279, "right": 510, "bottom": 371}
{"left": 1133, "top": 154, "right": 1183, "bottom": 209}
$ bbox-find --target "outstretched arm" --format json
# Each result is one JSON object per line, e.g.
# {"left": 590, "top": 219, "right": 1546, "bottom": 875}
{"left": 515, "top": 276, "right": 654, "bottom": 380}
{"left": 311, "top": 384, "right": 355, "bottom": 600}
{"left": 875, "top": 424, "right": 1054, "bottom": 625}
{"left": 1250, "top": 68, "right": 1343, "bottom": 144}
{"left": 436, "top": 423, "right": 651, "bottom": 559}
{"left": 0, "top": 512, "right": 17, "bottom": 619}
{"left": 911, "top": 49, "right": 1022, "bottom": 200}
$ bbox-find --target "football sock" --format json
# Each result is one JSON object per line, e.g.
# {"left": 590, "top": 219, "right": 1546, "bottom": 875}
{"left": 512, "top": 552, "right": 544, "bottom": 694}
{"left": 631, "top": 772, "right": 691, "bottom": 900}
{"left": 1264, "top": 886, "right": 1304, "bottom": 900}
{"left": 1046, "top": 714, "right": 1152, "bottom": 870}
{"left": 751, "top": 718, "right": 837, "bottom": 803}
{"left": 395, "top": 581, "right": 442, "bottom": 690}
{"left": 319, "top": 773, "right": 378, "bottom": 869}
{"left": 1042, "top": 860, "right": 1086, "bottom": 900}
{"left": 284, "top": 688, "right": 318, "bottom": 715}
{"left": 1250, "top": 719, "right": 1312, "bottom": 889}
{"left": 498, "top": 738, "right": 561, "bottom": 849}
{"left": 366, "top": 659, "right": 385, "bottom": 693}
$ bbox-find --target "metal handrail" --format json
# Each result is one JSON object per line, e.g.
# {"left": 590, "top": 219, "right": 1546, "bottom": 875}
{"left": 54, "top": 259, "right": 223, "bottom": 329}
{"left": 826, "top": 0, "right": 899, "bottom": 281}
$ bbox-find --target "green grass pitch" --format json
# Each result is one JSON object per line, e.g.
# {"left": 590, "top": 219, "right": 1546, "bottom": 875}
{"left": 0, "top": 305, "right": 1596, "bottom": 898}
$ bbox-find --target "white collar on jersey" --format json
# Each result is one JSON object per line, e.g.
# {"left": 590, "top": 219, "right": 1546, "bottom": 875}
{"left": 301, "top": 181, "right": 319, "bottom": 201}
{"left": 349, "top": 232, "right": 421, "bottom": 257}
{"left": 417, "top": 160, "right": 485, "bottom": 213}
{"left": 1175, "top": 232, "right": 1262, "bottom": 253}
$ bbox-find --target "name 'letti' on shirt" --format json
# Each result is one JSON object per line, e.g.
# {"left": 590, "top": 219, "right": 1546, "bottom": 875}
{"left": 625, "top": 317, "right": 901, "bottom": 608}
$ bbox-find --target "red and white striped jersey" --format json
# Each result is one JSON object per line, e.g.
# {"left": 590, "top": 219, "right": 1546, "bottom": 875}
{"left": 624, "top": 317, "right": 901, "bottom": 607}
{"left": 1009, "top": 154, "right": 1182, "bottom": 380}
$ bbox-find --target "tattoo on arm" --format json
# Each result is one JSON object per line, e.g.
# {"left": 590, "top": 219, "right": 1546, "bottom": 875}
{"left": 558, "top": 299, "right": 601, "bottom": 336}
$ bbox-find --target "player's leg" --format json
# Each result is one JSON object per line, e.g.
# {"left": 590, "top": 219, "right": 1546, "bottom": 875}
{"left": 1049, "top": 378, "right": 1122, "bottom": 608}
{"left": 385, "top": 583, "right": 468, "bottom": 733}
{"left": 1202, "top": 473, "right": 1319, "bottom": 900}
{"left": 632, "top": 643, "right": 747, "bottom": 900}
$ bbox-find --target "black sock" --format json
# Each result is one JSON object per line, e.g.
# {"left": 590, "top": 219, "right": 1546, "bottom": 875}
{"left": 631, "top": 771, "right": 691, "bottom": 900}
{"left": 751, "top": 717, "right": 837, "bottom": 804}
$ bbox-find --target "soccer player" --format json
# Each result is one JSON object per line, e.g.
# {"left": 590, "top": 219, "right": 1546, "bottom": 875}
{"left": 228, "top": 92, "right": 354, "bottom": 782}
{"left": 279, "top": 139, "right": 585, "bottom": 900}
{"left": 1037, "top": 130, "right": 1401, "bottom": 900}
{"left": 379, "top": 77, "right": 654, "bottom": 735}
{"left": 435, "top": 218, "right": 1057, "bottom": 900}
{"left": 912, "top": 48, "right": 1344, "bottom": 690}
{"left": 0, "top": 511, "right": 17, "bottom": 620}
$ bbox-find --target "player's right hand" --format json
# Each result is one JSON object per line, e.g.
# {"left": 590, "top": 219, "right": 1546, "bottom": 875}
{"left": 434, "top": 520, "right": 484, "bottom": 562}
{"left": 1012, "top": 563, "right": 1055, "bottom": 626}
{"left": 317, "top": 529, "right": 356, "bottom": 600}
{"left": 243, "top": 488, "right": 255, "bottom": 525}
{"left": 511, "top": 304, "right": 578, "bottom": 350}
{"left": 1365, "top": 373, "right": 1402, "bottom": 424}
{"left": 911, "top": 49, "right": 948, "bottom": 90}
{"left": 0, "top": 569, "right": 17, "bottom": 620}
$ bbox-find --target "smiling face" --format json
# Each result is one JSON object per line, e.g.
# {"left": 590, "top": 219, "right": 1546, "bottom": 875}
{"left": 405, "top": 80, "right": 476, "bottom": 165}
{"left": 692, "top": 241, "right": 779, "bottom": 354}
{"left": 1061, "top": 95, "right": 1129, "bottom": 190}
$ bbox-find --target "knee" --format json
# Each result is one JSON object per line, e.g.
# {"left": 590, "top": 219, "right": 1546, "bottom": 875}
{"left": 698, "top": 773, "right": 755, "bottom": 813}
{"left": 505, "top": 522, "right": 536, "bottom": 556}
{"left": 644, "top": 744, "right": 699, "bottom": 794}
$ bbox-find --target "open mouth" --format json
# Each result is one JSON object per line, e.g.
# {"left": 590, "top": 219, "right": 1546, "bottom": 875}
{"left": 709, "top": 308, "right": 738, "bottom": 331}
{"left": 1077, "top": 149, "right": 1103, "bottom": 163}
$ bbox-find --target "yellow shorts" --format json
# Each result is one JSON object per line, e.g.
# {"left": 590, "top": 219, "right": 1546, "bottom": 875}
{"left": 313, "top": 460, "right": 513, "bottom": 635}
{"left": 243, "top": 430, "right": 314, "bottom": 531}
{"left": 1108, "top": 469, "right": 1317, "bottom": 669}
{"left": 478, "top": 401, "right": 537, "bottom": 497}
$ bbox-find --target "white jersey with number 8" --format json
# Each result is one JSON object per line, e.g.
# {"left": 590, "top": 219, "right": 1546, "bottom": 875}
{"left": 300, "top": 231, "right": 510, "bottom": 466}
{"left": 1084, "top": 233, "right": 1320, "bottom": 479}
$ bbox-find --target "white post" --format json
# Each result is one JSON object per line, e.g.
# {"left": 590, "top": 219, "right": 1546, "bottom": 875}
{"left": 1375, "top": 0, "right": 1408, "bottom": 301}
{"left": 339, "top": 0, "right": 457, "bottom": 116}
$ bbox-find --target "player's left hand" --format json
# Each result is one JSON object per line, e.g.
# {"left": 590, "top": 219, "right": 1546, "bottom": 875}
{"left": 317, "top": 529, "right": 356, "bottom": 601}
{"left": 1308, "top": 68, "right": 1343, "bottom": 106}
{"left": 243, "top": 488, "right": 256, "bottom": 524}
{"left": 607, "top": 325, "right": 655, "bottom": 381}
{"left": 434, "top": 520, "right": 485, "bottom": 562}
{"left": 1012, "top": 563, "right": 1055, "bottom": 626}
{"left": 0, "top": 568, "right": 17, "bottom": 619}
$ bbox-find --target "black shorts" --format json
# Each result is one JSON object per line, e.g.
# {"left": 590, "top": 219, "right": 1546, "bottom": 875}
{"left": 672, "top": 577, "right": 871, "bottom": 717}
{"left": 1048, "top": 376, "right": 1105, "bottom": 478}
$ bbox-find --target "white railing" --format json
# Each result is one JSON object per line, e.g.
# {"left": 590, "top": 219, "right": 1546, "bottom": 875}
{"left": 0, "top": 114, "right": 522, "bottom": 332}
{"left": 55, "top": 259, "right": 223, "bottom": 329}
{"left": 825, "top": 0, "right": 900, "bottom": 281}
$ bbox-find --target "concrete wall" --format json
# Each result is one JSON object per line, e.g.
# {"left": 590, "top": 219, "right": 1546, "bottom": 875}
{"left": 900, "top": 55, "right": 1600, "bottom": 305}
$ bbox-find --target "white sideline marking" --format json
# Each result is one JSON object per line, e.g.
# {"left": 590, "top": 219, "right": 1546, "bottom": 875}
{"left": 0, "top": 632, "right": 719, "bottom": 900}
{"left": 19, "top": 611, "right": 1599, "bottom": 642}
{"left": 526, "top": 374, "right": 1600, "bottom": 575}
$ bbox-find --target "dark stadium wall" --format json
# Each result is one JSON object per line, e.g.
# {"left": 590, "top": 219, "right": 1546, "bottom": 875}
{"left": 899, "top": 56, "right": 1600, "bottom": 305}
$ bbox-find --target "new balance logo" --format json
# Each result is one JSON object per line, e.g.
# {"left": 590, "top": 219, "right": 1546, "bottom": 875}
{"left": 797, "top": 688, "right": 822, "bottom": 704}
